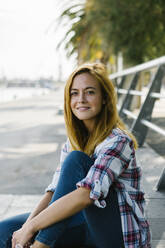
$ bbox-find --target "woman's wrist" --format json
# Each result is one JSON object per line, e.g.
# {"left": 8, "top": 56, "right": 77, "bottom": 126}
{"left": 29, "top": 219, "right": 39, "bottom": 234}
{"left": 22, "top": 219, "right": 38, "bottom": 236}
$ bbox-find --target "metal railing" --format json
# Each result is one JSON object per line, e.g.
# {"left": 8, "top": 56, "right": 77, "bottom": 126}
{"left": 110, "top": 57, "right": 165, "bottom": 191}
{"left": 109, "top": 56, "right": 165, "bottom": 148}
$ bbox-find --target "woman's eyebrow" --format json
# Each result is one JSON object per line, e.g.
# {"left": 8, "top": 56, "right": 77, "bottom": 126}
{"left": 85, "top": 87, "right": 96, "bottom": 90}
{"left": 70, "top": 88, "right": 78, "bottom": 91}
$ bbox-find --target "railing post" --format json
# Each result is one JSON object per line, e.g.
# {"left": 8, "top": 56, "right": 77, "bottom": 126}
{"left": 157, "top": 168, "right": 165, "bottom": 191}
{"left": 116, "top": 76, "right": 126, "bottom": 99}
{"left": 119, "top": 72, "right": 140, "bottom": 119}
{"left": 131, "top": 65, "right": 165, "bottom": 146}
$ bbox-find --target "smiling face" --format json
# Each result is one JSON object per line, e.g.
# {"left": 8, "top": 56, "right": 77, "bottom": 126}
{"left": 70, "top": 72, "right": 104, "bottom": 132}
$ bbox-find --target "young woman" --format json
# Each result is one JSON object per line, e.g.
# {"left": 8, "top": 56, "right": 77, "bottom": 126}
{"left": 0, "top": 63, "right": 151, "bottom": 248}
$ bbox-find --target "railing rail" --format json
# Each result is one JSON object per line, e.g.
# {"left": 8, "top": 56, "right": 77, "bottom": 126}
{"left": 110, "top": 56, "right": 165, "bottom": 191}
{"left": 110, "top": 56, "right": 165, "bottom": 79}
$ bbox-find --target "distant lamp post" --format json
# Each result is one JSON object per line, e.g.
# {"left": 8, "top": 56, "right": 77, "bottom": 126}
{"left": 117, "top": 52, "right": 123, "bottom": 72}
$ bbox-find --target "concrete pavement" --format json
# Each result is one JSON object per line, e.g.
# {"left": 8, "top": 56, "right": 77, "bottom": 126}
{"left": 0, "top": 89, "right": 165, "bottom": 247}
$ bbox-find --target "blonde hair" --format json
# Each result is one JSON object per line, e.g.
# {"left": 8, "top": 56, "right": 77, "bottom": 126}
{"left": 64, "top": 62, "right": 138, "bottom": 155}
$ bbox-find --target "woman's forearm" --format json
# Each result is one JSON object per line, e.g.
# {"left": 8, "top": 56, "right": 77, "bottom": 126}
{"left": 29, "top": 187, "right": 93, "bottom": 233}
{"left": 26, "top": 191, "right": 53, "bottom": 223}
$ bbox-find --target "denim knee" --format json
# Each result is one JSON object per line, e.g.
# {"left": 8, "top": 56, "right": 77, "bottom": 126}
{"left": 0, "top": 218, "right": 16, "bottom": 247}
{"left": 61, "top": 150, "right": 93, "bottom": 175}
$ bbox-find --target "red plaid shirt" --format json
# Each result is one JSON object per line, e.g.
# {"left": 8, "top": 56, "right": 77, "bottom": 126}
{"left": 46, "top": 128, "right": 151, "bottom": 248}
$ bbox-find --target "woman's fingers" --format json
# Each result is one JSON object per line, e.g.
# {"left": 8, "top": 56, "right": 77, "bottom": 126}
{"left": 11, "top": 222, "right": 35, "bottom": 248}
{"left": 12, "top": 230, "right": 26, "bottom": 248}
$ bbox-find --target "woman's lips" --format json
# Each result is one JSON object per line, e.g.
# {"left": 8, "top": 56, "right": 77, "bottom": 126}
{"left": 77, "top": 107, "right": 90, "bottom": 111}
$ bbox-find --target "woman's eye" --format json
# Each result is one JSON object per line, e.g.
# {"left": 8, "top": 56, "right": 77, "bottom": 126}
{"left": 70, "top": 92, "right": 78, "bottom": 96}
{"left": 87, "top": 90, "right": 95, "bottom": 95}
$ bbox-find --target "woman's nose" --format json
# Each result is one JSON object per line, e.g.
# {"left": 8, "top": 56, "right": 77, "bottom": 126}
{"left": 78, "top": 92, "right": 86, "bottom": 102}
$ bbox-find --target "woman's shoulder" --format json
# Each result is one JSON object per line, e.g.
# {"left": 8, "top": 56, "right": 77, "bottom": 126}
{"left": 111, "top": 128, "right": 132, "bottom": 141}
{"left": 94, "top": 128, "right": 133, "bottom": 154}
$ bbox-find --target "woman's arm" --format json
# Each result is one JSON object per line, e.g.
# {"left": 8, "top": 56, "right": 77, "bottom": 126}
{"left": 25, "top": 191, "right": 53, "bottom": 223}
{"left": 12, "top": 187, "right": 93, "bottom": 247}
{"left": 29, "top": 187, "right": 93, "bottom": 232}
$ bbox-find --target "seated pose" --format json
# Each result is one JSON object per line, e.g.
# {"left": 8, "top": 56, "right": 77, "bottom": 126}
{"left": 0, "top": 63, "right": 151, "bottom": 248}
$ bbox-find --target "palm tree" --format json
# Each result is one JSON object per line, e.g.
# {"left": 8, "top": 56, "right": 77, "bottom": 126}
{"left": 57, "top": 0, "right": 114, "bottom": 66}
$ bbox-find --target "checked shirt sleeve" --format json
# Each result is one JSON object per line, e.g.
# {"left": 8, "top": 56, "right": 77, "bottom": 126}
{"left": 77, "top": 134, "right": 133, "bottom": 208}
{"left": 45, "top": 140, "right": 69, "bottom": 192}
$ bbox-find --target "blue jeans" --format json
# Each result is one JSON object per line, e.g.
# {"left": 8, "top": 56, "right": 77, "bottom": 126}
{"left": 0, "top": 151, "right": 124, "bottom": 248}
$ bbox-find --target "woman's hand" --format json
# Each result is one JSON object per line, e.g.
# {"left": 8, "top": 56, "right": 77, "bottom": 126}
{"left": 12, "top": 222, "right": 35, "bottom": 248}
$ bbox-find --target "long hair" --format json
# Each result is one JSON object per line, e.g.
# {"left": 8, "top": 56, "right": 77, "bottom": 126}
{"left": 64, "top": 62, "right": 138, "bottom": 155}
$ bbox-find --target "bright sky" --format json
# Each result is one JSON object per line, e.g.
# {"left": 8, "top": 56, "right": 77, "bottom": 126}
{"left": 0, "top": 0, "right": 76, "bottom": 80}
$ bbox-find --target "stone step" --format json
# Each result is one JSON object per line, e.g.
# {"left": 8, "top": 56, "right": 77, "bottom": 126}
{"left": 1, "top": 194, "right": 165, "bottom": 247}
{"left": 152, "top": 240, "right": 165, "bottom": 248}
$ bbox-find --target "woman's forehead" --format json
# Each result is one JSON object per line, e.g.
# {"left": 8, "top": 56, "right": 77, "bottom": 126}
{"left": 71, "top": 72, "right": 100, "bottom": 89}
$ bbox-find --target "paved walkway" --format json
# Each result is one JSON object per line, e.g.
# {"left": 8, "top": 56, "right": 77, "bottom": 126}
{"left": 0, "top": 89, "right": 165, "bottom": 247}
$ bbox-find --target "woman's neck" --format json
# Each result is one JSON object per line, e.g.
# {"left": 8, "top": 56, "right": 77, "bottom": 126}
{"left": 83, "top": 120, "right": 95, "bottom": 133}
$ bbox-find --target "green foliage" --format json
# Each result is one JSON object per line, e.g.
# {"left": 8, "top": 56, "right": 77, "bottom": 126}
{"left": 104, "top": 0, "right": 165, "bottom": 64}
{"left": 58, "top": 0, "right": 165, "bottom": 65}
